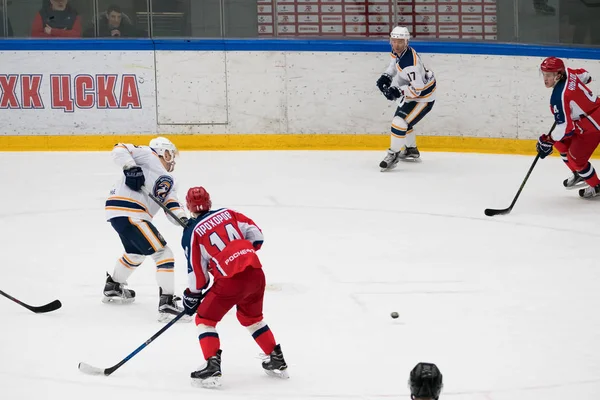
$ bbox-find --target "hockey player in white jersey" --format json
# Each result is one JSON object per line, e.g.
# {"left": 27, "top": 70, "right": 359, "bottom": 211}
{"left": 376, "top": 26, "right": 436, "bottom": 171}
{"left": 103, "top": 137, "right": 188, "bottom": 322}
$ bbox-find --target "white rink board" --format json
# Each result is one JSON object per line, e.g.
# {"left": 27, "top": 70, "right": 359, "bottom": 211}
{"left": 0, "top": 51, "right": 156, "bottom": 135}
{"left": 0, "top": 50, "right": 599, "bottom": 138}
{"left": 155, "top": 51, "right": 228, "bottom": 125}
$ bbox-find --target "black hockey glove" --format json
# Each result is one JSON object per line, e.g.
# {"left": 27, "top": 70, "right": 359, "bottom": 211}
{"left": 384, "top": 86, "right": 402, "bottom": 101}
{"left": 376, "top": 73, "right": 392, "bottom": 94}
{"left": 182, "top": 288, "right": 203, "bottom": 315}
{"left": 536, "top": 134, "right": 554, "bottom": 159}
{"left": 123, "top": 166, "right": 145, "bottom": 191}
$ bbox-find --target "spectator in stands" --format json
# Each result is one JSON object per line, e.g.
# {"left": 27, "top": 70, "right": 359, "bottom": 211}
{"left": 533, "top": 0, "right": 556, "bottom": 15}
{"left": 84, "top": 4, "right": 144, "bottom": 38}
{"left": 31, "top": 0, "right": 82, "bottom": 38}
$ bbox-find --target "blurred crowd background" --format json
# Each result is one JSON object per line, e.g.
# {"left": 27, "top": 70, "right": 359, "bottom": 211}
{"left": 0, "top": 1, "right": 597, "bottom": 46}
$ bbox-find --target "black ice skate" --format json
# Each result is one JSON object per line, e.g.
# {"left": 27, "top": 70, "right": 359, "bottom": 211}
{"left": 563, "top": 172, "right": 587, "bottom": 190}
{"left": 579, "top": 184, "right": 600, "bottom": 199}
{"left": 262, "top": 344, "right": 289, "bottom": 379}
{"left": 158, "top": 287, "right": 189, "bottom": 323}
{"left": 102, "top": 273, "right": 135, "bottom": 304}
{"left": 379, "top": 149, "right": 401, "bottom": 171}
{"left": 403, "top": 146, "right": 421, "bottom": 160}
{"left": 191, "top": 350, "right": 222, "bottom": 388}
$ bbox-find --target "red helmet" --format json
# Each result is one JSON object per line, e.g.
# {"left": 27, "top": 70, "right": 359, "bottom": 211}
{"left": 541, "top": 57, "right": 565, "bottom": 73}
{"left": 186, "top": 187, "right": 212, "bottom": 213}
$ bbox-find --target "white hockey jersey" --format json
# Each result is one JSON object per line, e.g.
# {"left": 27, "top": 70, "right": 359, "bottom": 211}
{"left": 384, "top": 45, "right": 436, "bottom": 104}
{"left": 105, "top": 143, "right": 186, "bottom": 224}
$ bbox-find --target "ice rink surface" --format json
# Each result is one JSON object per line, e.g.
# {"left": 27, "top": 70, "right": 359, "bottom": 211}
{"left": 1, "top": 150, "right": 600, "bottom": 400}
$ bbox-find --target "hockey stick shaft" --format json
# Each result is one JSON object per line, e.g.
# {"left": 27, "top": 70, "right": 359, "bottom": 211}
{"left": 79, "top": 311, "right": 187, "bottom": 376}
{"left": 141, "top": 186, "right": 187, "bottom": 228}
{"left": 506, "top": 153, "right": 540, "bottom": 210}
{"left": 485, "top": 121, "right": 557, "bottom": 216}
{"left": 0, "top": 289, "right": 62, "bottom": 313}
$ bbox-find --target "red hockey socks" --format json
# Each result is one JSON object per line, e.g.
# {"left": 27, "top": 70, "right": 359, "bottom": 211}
{"left": 244, "top": 321, "right": 276, "bottom": 354}
{"left": 579, "top": 162, "right": 600, "bottom": 187}
{"left": 197, "top": 321, "right": 220, "bottom": 360}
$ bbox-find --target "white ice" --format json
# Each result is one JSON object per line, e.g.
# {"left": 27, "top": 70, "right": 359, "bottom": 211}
{"left": 1, "top": 150, "right": 600, "bottom": 400}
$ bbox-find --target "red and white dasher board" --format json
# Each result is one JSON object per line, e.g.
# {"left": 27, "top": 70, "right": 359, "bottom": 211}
{"left": 258, "top": 0, "right": 497, "bottom": 40}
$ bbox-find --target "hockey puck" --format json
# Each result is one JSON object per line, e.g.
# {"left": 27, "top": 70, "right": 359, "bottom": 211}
{"left": 390, "top": 312, "right": 399, "bottom": 319}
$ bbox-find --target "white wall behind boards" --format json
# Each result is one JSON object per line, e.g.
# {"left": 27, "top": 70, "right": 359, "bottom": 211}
{"left": 0, "top": 49, "right": 598, "bottom": 139}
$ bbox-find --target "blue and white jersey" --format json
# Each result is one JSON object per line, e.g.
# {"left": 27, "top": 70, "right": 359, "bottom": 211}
{"left": 384, "top": 45, "right": 436, "bottom": 104}
{"left": 105, "top": 143, "right": 186, "bottom": 224}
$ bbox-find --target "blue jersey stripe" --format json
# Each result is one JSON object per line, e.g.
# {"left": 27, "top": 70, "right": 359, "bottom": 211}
{"left": 105, "top": 199, "right": 147, "bottom": 211}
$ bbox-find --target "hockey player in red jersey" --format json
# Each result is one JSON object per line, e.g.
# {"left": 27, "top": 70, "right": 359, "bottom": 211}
{"left": 537, "top": 56, "right": 600, "bottom": 198}
{"left": 180, "top": 187, "right": 288, "bottom": 388}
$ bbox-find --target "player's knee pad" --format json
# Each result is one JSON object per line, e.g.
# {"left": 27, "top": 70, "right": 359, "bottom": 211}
{"left": 151, "top": 246, "right": 174, "bottom": 272}
{"left": 391, "top": 116, "right": 408, "bottom": 137}
{"left": 119, "top": 253, "right": 145, "bottom": 269}
{"left": 237, "top": 310, "right": 264, "bottom": 327}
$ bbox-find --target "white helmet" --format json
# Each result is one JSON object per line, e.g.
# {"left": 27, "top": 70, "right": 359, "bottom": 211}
{"left": 149, "top": 136, "right": 178, "bottom": 171}
{"left": 390, "top": 26, "right": 410, "bottom": 40}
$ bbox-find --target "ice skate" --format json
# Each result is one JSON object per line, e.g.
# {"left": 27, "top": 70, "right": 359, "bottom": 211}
{"left": 579, "top": 184, "right": 600, "bottom": 199}
{"left": 379, "top": 149, "right": 401, "bottom": 171}
{"left": 158, "top": 287, "right": 190, "bottom": 323}
{"left": 563, "top": 172, "right": 587, "bottom": 190}
{"left": 102, "top": 273, "right": 135, "bottom": 304}
{"left": 191, "top": 350, "right": 222, "bottom": 388}
{"left": 262, "top": 344, "right": 289, "bottom": 379}
{"left": 401, "top": 146, "right": 421, "bottom": 161}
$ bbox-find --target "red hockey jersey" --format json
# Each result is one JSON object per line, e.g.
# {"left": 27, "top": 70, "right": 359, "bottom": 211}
{"left": 550, "top": 68, "right": 600, "bottom": 141}
{"left": 182, "top": 208, "right": 265, "bottom": 293}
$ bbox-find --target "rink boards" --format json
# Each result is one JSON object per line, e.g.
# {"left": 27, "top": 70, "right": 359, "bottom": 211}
{"left": 0, "top": 39, "right": 599, "bottom": 154}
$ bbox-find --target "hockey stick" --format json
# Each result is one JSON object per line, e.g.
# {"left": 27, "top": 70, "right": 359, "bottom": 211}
{"left": 141, "top": 186, "right": 187, "bottom": 228}
{"left": 78, "top": 310, "right": 187, "bottom": 376}
{"left": 0, "top": 289, "right": 62, "bottom": 313}
{"left": 484, "top": 121, "right": 557, "bottom": 217}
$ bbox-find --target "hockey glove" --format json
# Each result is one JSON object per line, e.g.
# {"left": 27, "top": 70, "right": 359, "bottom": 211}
{"left": 180, "top": 217, "right": 191, "bottom": 227}
{"left": 376, "top": 73, "right": 392, "bottom": 94}
{"left": 182, "top": 288, "right": 203, "bottom": 315}
{"left": 123, "top": 166, "right": 145, "bottom": 191}
{"left": 536, "top": 134, "right": 555, "bottom": 159}
{"left": 384, "top": 86, "right": 403, "bottom": 102}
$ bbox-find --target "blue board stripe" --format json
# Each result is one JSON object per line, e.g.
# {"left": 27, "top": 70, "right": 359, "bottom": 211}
{"left": 0, "top": 38, "right": 598, "bottom": 59}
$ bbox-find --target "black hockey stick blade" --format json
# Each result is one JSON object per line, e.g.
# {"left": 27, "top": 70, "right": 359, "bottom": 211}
{"left": 484, "top": 207, "right": 511, "bottom": 217}
{"left": 27, "top": 299, "right": 62, "bottom": 313}
{"left": 0, "top": 289, "right": 62, "bottom": 313}
{"left": 483, "top": 154, "right": 540, "bottom": 217}
{"left": 484, "top": 122, "right": 557, "bottom": 217}
{"left": 78, "top": 311, "right": 187, "bottom": 377}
